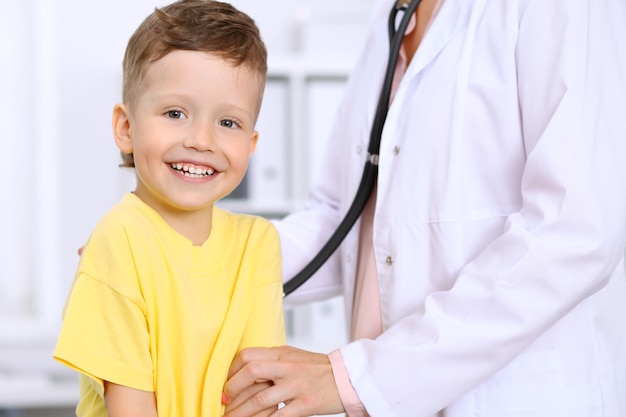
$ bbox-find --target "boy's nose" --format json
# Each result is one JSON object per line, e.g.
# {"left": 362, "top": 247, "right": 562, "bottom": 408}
{"left": 183, "top": 125, "right": 215, "bottom": 151}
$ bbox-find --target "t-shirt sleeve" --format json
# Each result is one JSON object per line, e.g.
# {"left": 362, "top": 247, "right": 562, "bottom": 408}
{"left": 54, "top": 271, "right": 154, "bottom": 392}
{"left": 238, "top": 223, "right": 286, "bottom": 349}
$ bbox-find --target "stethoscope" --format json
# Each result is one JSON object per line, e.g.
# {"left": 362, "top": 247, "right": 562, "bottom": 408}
{"left": 283, "top": 0, "right": 423, "bottom": 296}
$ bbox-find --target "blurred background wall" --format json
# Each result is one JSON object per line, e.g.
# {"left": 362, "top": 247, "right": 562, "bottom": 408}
{"left": 0, "top": 0, "right": 374, "bottom": 414}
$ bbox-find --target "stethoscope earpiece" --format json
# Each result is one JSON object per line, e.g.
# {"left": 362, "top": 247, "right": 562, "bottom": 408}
{"left": 395, "top": 0, "right": 413, "bottom": 10}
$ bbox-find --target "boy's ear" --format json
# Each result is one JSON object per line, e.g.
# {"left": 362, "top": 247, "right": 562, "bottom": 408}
{"left": 249, "top": 131, "right": 259, "bottom": 155}
{"left": 112, "top": 103, "right": 133, "bottom": 154}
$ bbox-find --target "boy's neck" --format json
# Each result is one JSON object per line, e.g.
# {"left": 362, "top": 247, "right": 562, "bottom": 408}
{"left": 132, "top": 189, "right": 214, "bottom": 246}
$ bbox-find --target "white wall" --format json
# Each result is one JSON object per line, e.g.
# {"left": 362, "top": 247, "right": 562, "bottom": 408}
{"left": 0, "top": 0, "right": 374, "bottom": 410}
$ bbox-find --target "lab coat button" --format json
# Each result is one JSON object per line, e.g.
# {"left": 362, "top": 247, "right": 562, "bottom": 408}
{"left": 386, "top": 256, "right": 393, "bottom": 265}
{"left": 392, "top": 146, "right": 400, "bottom": 155}
{"left": 356, "top": 145, "right": 363, "bottom": 154}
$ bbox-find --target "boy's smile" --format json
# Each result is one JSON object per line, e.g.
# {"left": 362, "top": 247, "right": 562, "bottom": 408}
{"left": 112, "top": 50, "right": 262, "bottom": 242}
{"left": 170, "top": 162, "right": 216, "bottom": 178}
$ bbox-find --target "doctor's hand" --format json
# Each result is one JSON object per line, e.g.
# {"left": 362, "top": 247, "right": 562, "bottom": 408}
{"left": 223, "top": 346, "right": 344, "bottom": 417}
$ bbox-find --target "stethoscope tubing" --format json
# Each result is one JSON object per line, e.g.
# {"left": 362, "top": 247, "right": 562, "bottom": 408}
{"left": 283, "top": 0, "right": 423, "bottom": 297}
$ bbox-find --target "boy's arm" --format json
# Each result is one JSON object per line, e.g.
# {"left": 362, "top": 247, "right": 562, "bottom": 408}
{"left": 104, "top": 381, "right": 157, "bottom": 417}
{"left": 238, "top": 223, "right": 286, "bottom": 349}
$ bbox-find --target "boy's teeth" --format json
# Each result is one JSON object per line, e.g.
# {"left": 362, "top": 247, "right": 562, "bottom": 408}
{"left": 171, "top": 163, "right": 214, "bottom": 176}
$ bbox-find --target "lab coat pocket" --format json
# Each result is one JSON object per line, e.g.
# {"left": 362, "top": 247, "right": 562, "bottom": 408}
{"left": 474, "top": 350, "right": 602, "bottom": 417}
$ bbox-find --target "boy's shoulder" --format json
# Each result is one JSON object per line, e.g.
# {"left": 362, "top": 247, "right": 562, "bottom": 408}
{"left": 81, "top": 193, "right": 163, "bottom": 264}
{"left": 216, "top": 207, "right": 276, "bottom": 233}
{"left": 77, "top": 194, "right": 152, "bottom": 285}
{"left": 89, "top": 193, "right": 153, "bottom": 238}
{"left": 214, "top": 207, "right": 280, "bottom": 248}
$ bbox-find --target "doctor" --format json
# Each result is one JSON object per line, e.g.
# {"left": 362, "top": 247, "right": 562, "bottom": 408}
{"left": 224, "top": 0, "right": 626, "bottom": 416}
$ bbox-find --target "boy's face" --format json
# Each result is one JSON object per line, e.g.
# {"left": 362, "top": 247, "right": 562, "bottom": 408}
{"left": 113, "top": 50, "right": 261, "bottom": 217}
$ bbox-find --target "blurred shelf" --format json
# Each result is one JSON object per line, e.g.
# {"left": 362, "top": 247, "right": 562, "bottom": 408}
{"left": 0, "top": 342, "right": 78, "bottom": 408}
{"left": 0, "top": 374, "right": 78, "bottom": 408}
{"left": 268, "top": 54, "right": 356, "bottom": 79}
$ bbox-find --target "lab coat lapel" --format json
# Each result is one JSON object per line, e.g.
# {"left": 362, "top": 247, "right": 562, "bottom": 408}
{"left": 405, "top": 0, "right": 472, "bottom": 77}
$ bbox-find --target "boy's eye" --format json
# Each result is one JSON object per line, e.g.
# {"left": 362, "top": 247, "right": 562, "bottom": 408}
{"left": 166, "top": 110, "right": 186, "bottom": 119}
{"left": 220, "top": 119, "right": 239, "bottom": 129}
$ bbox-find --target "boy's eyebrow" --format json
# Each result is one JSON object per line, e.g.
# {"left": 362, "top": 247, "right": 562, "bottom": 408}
{"left": 144, "top": 92, "right": 191, "bottom": 102}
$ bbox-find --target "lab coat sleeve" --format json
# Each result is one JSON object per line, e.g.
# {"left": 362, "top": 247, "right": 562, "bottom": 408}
{"left": 339, "top": 1, "right": 626, "bottom": 415}
{"left": 273, "top": 207, "right": 343, "bottom": 308}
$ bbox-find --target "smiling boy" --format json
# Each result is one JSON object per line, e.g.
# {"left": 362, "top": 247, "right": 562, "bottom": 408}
{"left": 53, "top": 1, "right": 285, "bottom": 416}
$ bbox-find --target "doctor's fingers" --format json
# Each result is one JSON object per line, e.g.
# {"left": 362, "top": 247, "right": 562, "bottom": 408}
{"left": 224, "top": 381, "right": 274, "bottom": 412}
{"left": 224, "top": 381, "right": 336, "bottom": 417}
{"left": 227, "top": 346, "right": 283, "bottom": 380}
{"left": 224, "top": 383, "right": 285, "bottom": 417}
{"left": 226, "top": 345, "right": 327, "bottom": 397}
{"left": 225, "top": 346, "right": 344, "bottom": 417}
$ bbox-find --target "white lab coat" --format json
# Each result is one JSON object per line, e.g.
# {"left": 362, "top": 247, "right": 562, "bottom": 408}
{"left": 276, "top": 0, "right": 626, "bottom": 415}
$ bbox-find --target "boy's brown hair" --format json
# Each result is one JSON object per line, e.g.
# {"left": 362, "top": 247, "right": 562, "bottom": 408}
{"left": 120, "top": 0, "right": 267, "bottom": 167}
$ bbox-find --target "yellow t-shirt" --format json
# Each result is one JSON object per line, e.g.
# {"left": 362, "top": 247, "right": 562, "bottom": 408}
{"left": 54, "top": 193, "right": 285, "bottom": 416}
